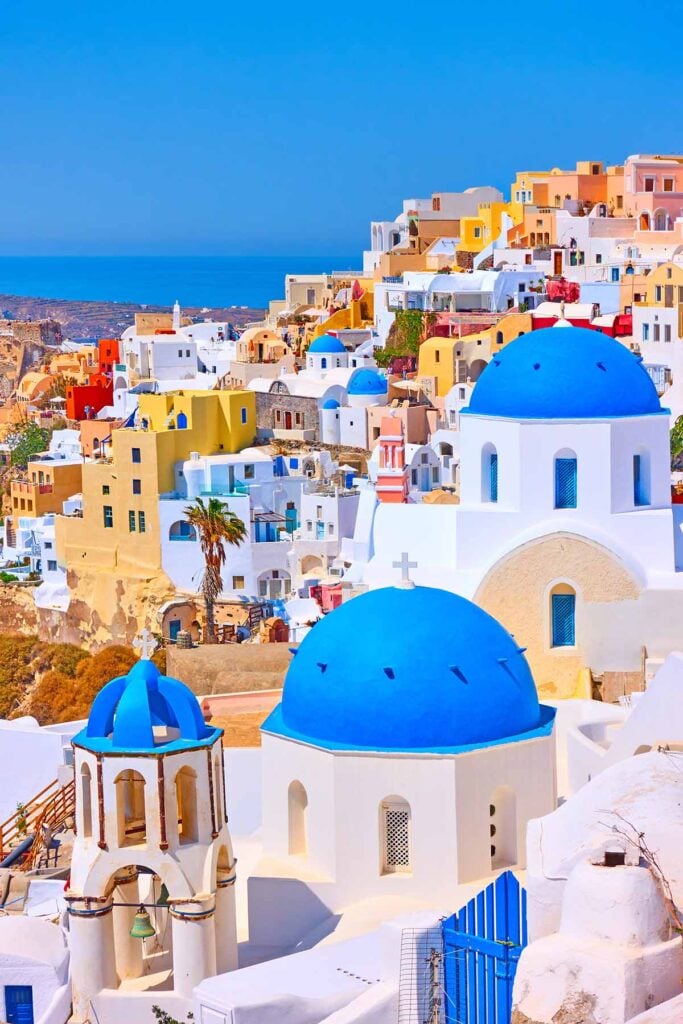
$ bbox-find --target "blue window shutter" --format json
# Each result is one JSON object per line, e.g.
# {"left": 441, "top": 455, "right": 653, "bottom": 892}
{"left": 552, "top": 593, "right": 576, "bottom": 646}
{"left": 489, "top": 452, "right": 498, "bottom": 503}
{"left": 633, "top": 455, "right": 648, "bottom": 506}
{"left": 555, "top": 458, "right": 577, "bottom": 508}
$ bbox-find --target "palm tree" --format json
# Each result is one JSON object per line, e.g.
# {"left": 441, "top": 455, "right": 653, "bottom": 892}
{"left": 184, "top": 497, "right": 247, "bottom": 644}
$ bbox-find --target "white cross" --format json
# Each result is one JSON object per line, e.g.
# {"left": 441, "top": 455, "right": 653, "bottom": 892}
{"left": 392, "top": 551, "right": 417, "bottom": 589}
{"left": 133, "top": 628, "right": 158, "bottom": 661}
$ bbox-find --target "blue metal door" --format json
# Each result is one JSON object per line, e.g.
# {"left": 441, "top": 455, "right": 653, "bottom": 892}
{"left": 5, "top": 986, "right": 34, "bottom": 1024}
{"left": 442, "top": 871, "right": 527, "bottom": 1024}
{"left": 168, "top": 618, "right": 181, "bottom": 641}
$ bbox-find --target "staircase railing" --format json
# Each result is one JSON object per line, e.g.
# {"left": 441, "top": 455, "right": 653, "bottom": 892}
{"left": 21, "top": 778, "right": 75, "bottom": 872}
{"left": 0, "top": 778, "right": 75, "bottom": 867}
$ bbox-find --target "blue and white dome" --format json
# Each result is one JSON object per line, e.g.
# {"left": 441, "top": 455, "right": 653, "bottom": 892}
{"left": 465, "top": 326, "right": 663, "bottom": 420}
{"left": 75, "top": 658, "right": 220, "bottom": 754}
{"left": 322, "top": 398, "right": 340, "bottom": 409}
{"left": 348, "top": 368, "right": 388, "bottom": 396}
{"left": 263, "top": 585, "right": 554, "bottom": 753}
{"left": 308, "top": 334, "right": 347, "bottom": 354}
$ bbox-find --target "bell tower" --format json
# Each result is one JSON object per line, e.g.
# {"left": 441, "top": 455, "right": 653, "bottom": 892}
{"left": 66, "top": 633, "right": 237, "bottom": 1021}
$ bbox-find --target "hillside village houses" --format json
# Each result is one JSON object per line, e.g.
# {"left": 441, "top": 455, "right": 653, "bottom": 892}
{"left": 1, "top": 150, "right": 683, "bottom": 1024}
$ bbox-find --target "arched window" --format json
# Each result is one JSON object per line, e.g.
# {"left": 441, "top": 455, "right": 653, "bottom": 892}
{"left": 320, "top": 357, "right": 327, "bottom": 369}
{"left": 175, "top": 767, "right": 199, "bottom": 844}
{"left": 214, "top": 755, "right": 223, "bottom": 828}
{"left": 115, "top": 770, "right": 146, "bottom": 847}
{"left": 496, "top": 330, "right": 503, "bottom": 345}
{"left": 80, "top": 763, "right": 92, "bottom": 839}
{"left": 554, "top": 450, "right": 577, "bottom": 509}
{"left": 380, "top": 796, "right": 411, "bottom": 874}
{"left": 288, "top": 780, "right": 308, "bottom": 856}
{"left": 481, "top": 444, "right": 498, "bottom": 503}
{"left": 633, "top": 451, "right": 650, "bottom": 507}
{"left": 176, "top": 411, "right": 188, "bottom": 429}
{"left": 489, "top": 786, "right": 517, "bottom": 869}
{"left": 169, "top": 521, "right": 197, "bottom": 542}
{"left": 551, "top": 583, "right": 576, "bottom": 648}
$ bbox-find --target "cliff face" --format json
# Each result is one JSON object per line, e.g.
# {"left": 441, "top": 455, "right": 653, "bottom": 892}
{"left": 0, "top": 584, "right": 40, "bottom": 636}
{"left": 37, "top": 568, "right": 177, "bottom": 650}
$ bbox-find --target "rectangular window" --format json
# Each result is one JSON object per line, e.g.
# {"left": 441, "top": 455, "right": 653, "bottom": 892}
{"left": 128, "top": 510, "right": 136, "bottom": 532}
{"left": 47, "top": 560, "right": 57, "bottom": 572}
{"left": 596, "top": 254, "right": 602, "bottom": 264}
{"left": 642, "top": 323, "right": 650, "bottom": 341}
{"left": 555, "top": 458, "right": 577, "bottom": 509}
{"left": 328, "top": 522, "right": 334, "bottom": 536}
{"left": 186, "top": 349, "right": 191, "bottom": 357}
{"left": 411, "top": 469, "right": 418, "bottom": 485}
{"left": 132, "top": 478, "right": 141, "bottom": 495}
{"left": 474, "top": 227, "right": 481, "bottom": 239}
{"left": 633, "top": 454, "right": 649, "bottom": 506}
{"left": 611, "top": 267, "right": 620, "bottom": 282}
{"left": 132, "top": 447, "right": 141, "bottom": 463}
{"left": 552, "top": 593, "right": 576, "bottom": 647}
{"left": 435, "top": 351, "right": 440, "bottom": 363}
{"left": 654, "top": 324, "right": 661, "bottom": 341}
{"left": 489, "top": 453, "right": 498, "bottom": 503}
{"left": 655, "top": 285, "right": 663, "bottom": 302}
{"left": 45, "top": 541, "right": 52, "bottom": 549}
{"left": 290, "top": 457, "right": 299, "bottom": 468}
{"left": 241, "top": 406, "right": 248, "bottom": 424}
{"left": 664, "top": 177, "right": 674, "bottom": 192}
{"left": 178, "top": 349, "right": 183, "bottom": 358}
{"left": 616, "top": 194, "right": 623, "bottom": 209}
{"left": 645, "top": 177, "right": 655, "bottom": 192}
{"left": 244, "top": 464, "right": 254, "bottom": 480}
{"left": 138, "top": 511, "right": 146, "bottom": 533}
{"left": 102, "top": 485, "right": 110, "bottom": 495}
{"left": 678, "top": 287, "right": 683, "bottom": 303}
{"left": 103, "top": 505, "right": 114, "bottom": 528}
{"left": 665, "top": 324, "right": 672, "bottom": 342}
{"left": 232, "top": 575, "right": 245, "bottom": 589}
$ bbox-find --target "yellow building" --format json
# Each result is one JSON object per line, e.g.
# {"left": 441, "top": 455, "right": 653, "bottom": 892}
{"left": 56, "top": 389, "right": 256, "bottom": 575}
{"left": 11, "top": 458, "right": 82, "bottom": 518}
{"left": 235, "top": 328, "right": 288, "bottom": 364}
{"left": 49, "top": 345, "right": 98, "bottom": 384}
{"left": 417, "top": 311, "right": 532, "bottom": 396}
{"left": 632, "top": 261, "right": 683, "bottom": 344}
{"left": 457, "top": 202, "right": 514, "bottom": 255}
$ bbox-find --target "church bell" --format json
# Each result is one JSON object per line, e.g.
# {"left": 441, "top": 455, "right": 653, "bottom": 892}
{"left": 130, "top": 904, "right": 156, "bottom": 939}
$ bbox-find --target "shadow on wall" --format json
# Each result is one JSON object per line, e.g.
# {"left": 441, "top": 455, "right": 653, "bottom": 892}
{"left": 247, "top": 876, "right": 339, "bottom": 952}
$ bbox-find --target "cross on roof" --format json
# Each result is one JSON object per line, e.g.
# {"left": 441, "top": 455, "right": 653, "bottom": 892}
{"left": 133, "top": 628, "right": 158, "bottom": 661}
{"left": 392, "top": 551, "right": 417, "bottom": 589}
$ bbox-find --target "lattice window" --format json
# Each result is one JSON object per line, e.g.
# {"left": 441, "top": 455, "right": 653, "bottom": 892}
{"left": 382, "top": 801, "right": 411, "bottom": 873}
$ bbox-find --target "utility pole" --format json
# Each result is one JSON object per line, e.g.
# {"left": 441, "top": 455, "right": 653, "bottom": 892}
{"left": 427, "top": 946, "right": 443, "bottom": 1024}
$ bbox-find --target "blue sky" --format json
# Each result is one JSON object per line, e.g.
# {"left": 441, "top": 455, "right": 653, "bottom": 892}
{"left": 2, "top": 0, "right": 682, "bottom": 256}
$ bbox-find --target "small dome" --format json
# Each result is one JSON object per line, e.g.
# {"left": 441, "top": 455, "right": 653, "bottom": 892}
{"left": 308, "top": 334, "right": 347, "bottom": 354}
{"left": 348, "top": 368, "right": 389, "bottom": 395}
{"left": 263, "top": 585, "right": 553, "bottom": 752}
{"left": 465, "top": 326, "right": 663, "bottom": 420}
{"left": 75, "top": 659, "right": 219, "bottom": 754}
{"left": 322, "top": 398, "right": 340, "bottom": 409}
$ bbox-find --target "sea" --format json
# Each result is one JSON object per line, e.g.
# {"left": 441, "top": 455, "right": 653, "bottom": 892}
{"left": 0, "top": 254, "right": 362, "bottom": 310}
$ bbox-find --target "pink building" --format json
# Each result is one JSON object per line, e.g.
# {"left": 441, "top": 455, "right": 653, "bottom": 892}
{"left": 375, "top": 416, "right": 409, "bottom": 504}
{"left": 624, "top": 155, "right": 683, "bottom": 232}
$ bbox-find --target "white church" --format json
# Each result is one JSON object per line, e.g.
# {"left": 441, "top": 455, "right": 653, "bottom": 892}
{"left": 344, "top": 324, "right": 683, "bottom": 700}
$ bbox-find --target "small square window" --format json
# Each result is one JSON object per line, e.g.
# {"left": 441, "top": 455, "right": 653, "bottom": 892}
{"left": 244, "top": 464, "right": 254, "bottom": 480}
{"left": 45, "top": 541, "right": 52, "bottom": 549}
{"left": 664, "top": 178, "right": 674, "bottom": 192}
{"left": 232, "top": 575, "right": 245, "bottom": 589}
{"left": 132, "top": 479, "right": 141, "bottom": 495}
{"left": 132, "top": 448, "right": 141, "bottom": 464}
{"left": 47, "top": 560, "right": 57, "bottom": 572}
{"left": 102, "top": 485, "right": 110, "bottom": 495}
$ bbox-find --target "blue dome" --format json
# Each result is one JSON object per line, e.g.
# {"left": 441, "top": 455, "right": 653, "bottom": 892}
{"left": 263, "top": 586, "right": 553, "bottom": 753}
{"left": 348, "top": 368, "right": 388, "bottom": 395}
{"left": 322, "top": 398, "right": 340, "bottom": 409}
{"left": 465, "top": 326, "right": 663, "bottom": 420}
{"left": 308, "top": 334, "right": 347, "bottom": 354}
{"left": 74, "top": 658, "right": 220, "bottom": 754}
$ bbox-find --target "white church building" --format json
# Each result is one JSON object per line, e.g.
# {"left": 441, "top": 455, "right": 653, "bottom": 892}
{"left": 344, "top": 325, "right": 683, "bottom": 700}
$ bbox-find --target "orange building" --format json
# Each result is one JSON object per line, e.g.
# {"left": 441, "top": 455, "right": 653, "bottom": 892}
{"left": 11, "top": 456, "right": 82, "bottom": 517}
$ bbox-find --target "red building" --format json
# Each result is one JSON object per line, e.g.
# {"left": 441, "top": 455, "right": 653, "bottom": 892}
{"left": 66, "top": 339, "right": 120, "bottom": 421}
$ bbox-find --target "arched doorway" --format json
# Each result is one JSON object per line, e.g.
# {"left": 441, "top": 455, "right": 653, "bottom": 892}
{"left": 115, "top": 770, "right": 146, "bottom": 847}
{"left": 288, "top": 781, "right": 308, "bottom": 856}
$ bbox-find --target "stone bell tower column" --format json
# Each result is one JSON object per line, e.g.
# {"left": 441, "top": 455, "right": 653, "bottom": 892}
{"left": 171, "top": 896, "right": 218, "bottom": 997}
{"left": 68, "top": 897, "right": 117, "bottom": 1022}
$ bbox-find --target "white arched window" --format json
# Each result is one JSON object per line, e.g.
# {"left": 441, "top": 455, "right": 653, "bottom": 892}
{"left": 80, "top": 763, "right": 92, "bottom": 839}
{"left": 489, "top": 786, "right": 517, "bottom": 869}
{"left": 380, "top": 796, "right": 411, "bottom": 874}
{"left": 115, "top": 770, "right": 146, "bottom": 847}
{"left": 288, "top": 780, "right": 308, "bottom": 856}
{"left": 175, "top": 767, "right": 199, "bottom": 844}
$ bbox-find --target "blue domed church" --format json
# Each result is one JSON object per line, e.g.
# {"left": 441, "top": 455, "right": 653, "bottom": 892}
{"left": 250, "top": 579, "right": 556, "bottom": 940}
{"left": 351, "top": 325, "right": 678, "bottom": 702}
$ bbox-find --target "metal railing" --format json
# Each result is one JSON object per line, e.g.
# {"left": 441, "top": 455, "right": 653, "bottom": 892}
{"left": 21, "top": 778, "right": 75, "bottom": 872}
{"left": 0, "top": 778, "right": 66, "bottom": 859}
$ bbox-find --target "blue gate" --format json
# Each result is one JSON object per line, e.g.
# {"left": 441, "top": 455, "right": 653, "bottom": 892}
{"left": 5, "top": 985, "right": 34, "bottom": 1024}
{"left": 442, "top": 871, "right": 527, "bottom": 1024}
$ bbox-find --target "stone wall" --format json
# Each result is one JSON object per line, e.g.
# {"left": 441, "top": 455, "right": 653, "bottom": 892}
{"left": 254, "top": 391, "right": 319, "bottom": 438}
{"left": 167, "top": 643, "right": 292, "bottom": 696}
{"left": 0, "top": 584, "right": 39, "bottom": 635}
